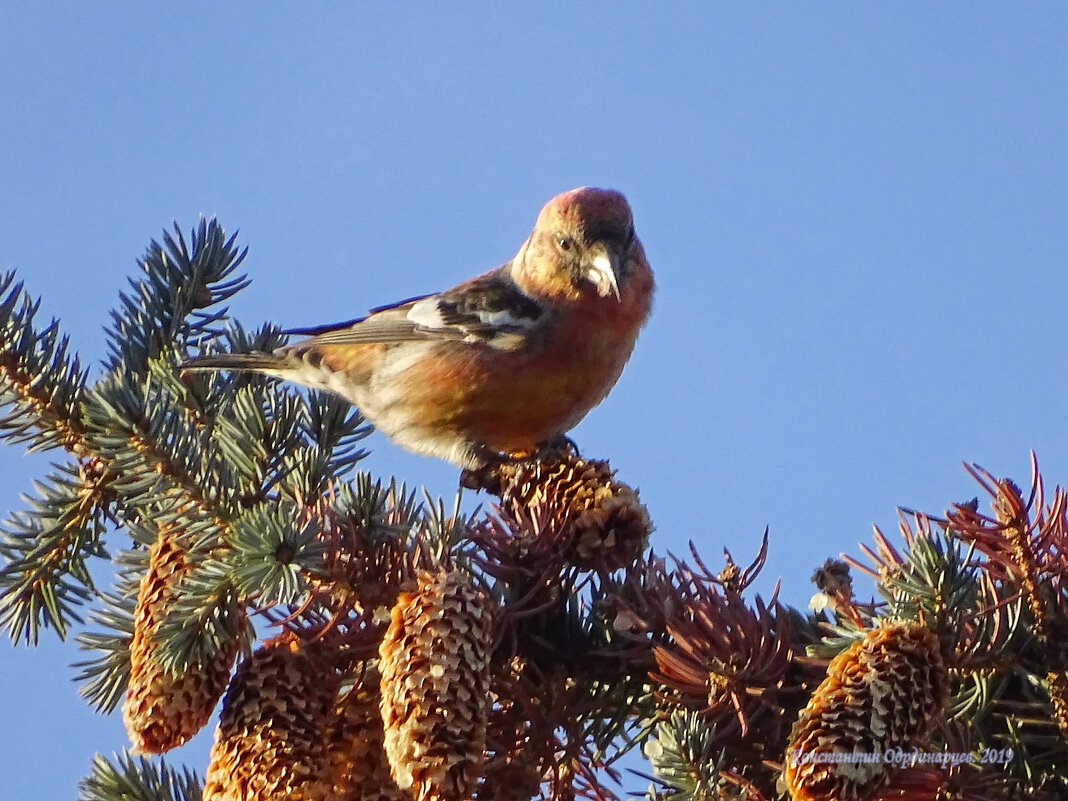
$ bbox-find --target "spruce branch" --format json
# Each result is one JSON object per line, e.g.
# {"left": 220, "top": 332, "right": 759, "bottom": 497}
{"left": 74, "top": 590, "right": 136, "bottom": 714}
{"left": 273, "top": 390, "right": 372, "bottom": 501}
{"left": 223, "top": 501, "right": 327, "bottom": 606}
{"left": 78, "top": 752, "right": 202, "bottom": 801}
{"left": 641, "top": 710, "right": 723, "bottom": 801}
{"left": 150, "top": 548, "right": 248, "bottom": 675}
{"left": 83, "top": 371, "right": 231, "bottom": 515}
{"left": 0, "top": 461, "right": 111, "bottom": 643}
{"left": 329, "top": 474, "right": 423, "bottom": 565}
{"left": 106, "top": 219, "right": 248, "bottom": 375}
{"left": 0, "top": 222, "right": 261, "bottom": 648}
{"left": 302, "top": 390, "right": 372, "bottom": 478}
{"left": 947, "top": 459, "right": 1068, "bottom": 747}
{"left": 73, "top": 545, "right": 150, "bottom": 714}
{"left": 0, "top": 271, "right": 89, "bottom": 455}
{"left": 875, "top": 521, "right": 985, "bottom": 634}
{"left": 173, "top": 321, "right": 287, "bottom": 439}
{"left": 207, "top": 382, "right": 308, "bottom": 505}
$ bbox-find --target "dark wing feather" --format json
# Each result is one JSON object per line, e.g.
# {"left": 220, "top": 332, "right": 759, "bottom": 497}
{"left": 285, "top": 316, "right": 367, "bottom": 337}
{"left": 283, "top": 293, "right": 433, "bottom": 342}
{"left": 283, "top": 269, "right": 545, "bottom": 349}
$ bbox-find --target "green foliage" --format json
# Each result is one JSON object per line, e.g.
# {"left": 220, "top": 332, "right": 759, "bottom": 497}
{"left": 105, "top": 219, "right": 248, "bottom": 374}
{"left": 74, "top": 590, "right": 136, "bottom": 714}
{"left": 147, "top": 541, "right": 248, "bottom": 675}
{"left": 643, "top": 710, "right": 721, "bottom": 801}
{"left": 0, "top": 462, "right": 109, "bottom": 642}
{"left": 0, "top": 271, "right": 89, "bottom": 453}
{"left": 223, "top": 502, "right": 327, "bottom": 606}
{"left": 78, "top": 752, "right": 201, "bottom": 801}
{"left": 878, "top": 526, "right": 983, "bottom": 624}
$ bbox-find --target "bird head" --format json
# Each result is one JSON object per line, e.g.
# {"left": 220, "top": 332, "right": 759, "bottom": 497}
{"left": 514, "top": 187, "right": 642, "bottom": 303}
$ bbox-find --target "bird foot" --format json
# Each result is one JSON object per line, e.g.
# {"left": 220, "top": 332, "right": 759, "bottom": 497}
{"left": 534, "top": 435, "right": 580, "bottom": 459}
{"left": 459, "top": 445, "right": 510, "bottom": 493}
{"left": 460, "top": 462, "right": 504, "bottom": 494}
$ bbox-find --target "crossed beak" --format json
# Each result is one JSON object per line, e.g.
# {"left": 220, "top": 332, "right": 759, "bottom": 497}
{"left": 587, "top": 247, "right": 621, "bottom": 300}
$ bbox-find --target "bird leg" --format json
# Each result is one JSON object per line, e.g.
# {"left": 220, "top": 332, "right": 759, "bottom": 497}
{"left": 459, "top": 446, "right": 511, "bottom": 494}
{"left": 533, "top": 434, "right": 580, "bottom": 459}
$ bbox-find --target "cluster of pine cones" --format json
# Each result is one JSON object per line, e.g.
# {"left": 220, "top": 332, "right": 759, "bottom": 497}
{"left": 121, "top": 452, "right": 652, "bottom": 801}
{"left": 120, "top": 451, "right": 951, "bottom": 801}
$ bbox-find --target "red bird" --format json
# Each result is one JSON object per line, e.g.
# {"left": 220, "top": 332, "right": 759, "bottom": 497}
{"left": 184, "top": 187, "right": 654, "bottom": 480}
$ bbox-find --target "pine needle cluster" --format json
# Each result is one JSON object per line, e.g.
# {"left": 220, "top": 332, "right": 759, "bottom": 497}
{"left": 2, "top": 221, "right": 1066, "bottom": 801}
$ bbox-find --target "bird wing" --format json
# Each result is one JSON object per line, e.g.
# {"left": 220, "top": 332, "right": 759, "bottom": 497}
{"left": 285, "top": 268, "right": 546, "bottom": 351}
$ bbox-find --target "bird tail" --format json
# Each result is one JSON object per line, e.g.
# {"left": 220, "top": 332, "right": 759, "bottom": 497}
{"left": 179, "top": 353, "right": 285, "bottom": 372}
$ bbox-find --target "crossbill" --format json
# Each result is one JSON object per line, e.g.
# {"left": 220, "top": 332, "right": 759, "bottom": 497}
{"left": 183, "top": 187, "right": 654, "bottom": 480}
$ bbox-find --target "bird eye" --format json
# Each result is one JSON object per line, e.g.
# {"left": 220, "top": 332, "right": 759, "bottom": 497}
{"left": 557, "top": 237, "right": 573, "bottom": 251}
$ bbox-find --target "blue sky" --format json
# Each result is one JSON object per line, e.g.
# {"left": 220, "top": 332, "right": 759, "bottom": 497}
{"left": 4, "top": 5, "right": 1068, "bottom": 799}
